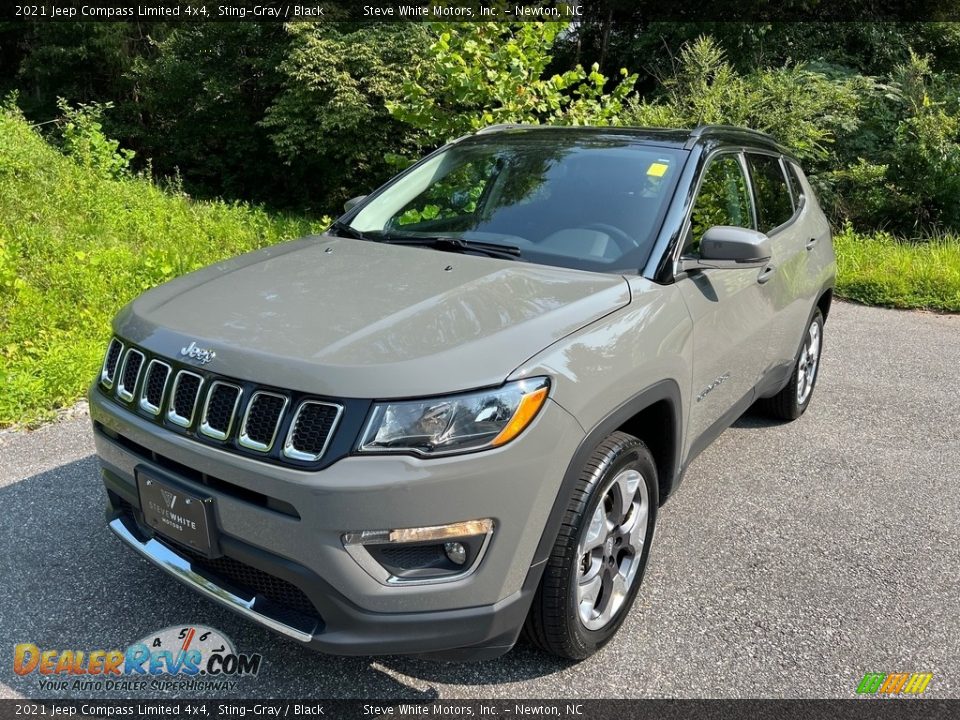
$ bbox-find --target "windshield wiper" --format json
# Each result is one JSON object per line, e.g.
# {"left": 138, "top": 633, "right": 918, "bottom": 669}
{"left": 327, "top": 220, "right": 369, "bottom": 241}
{"left": 379, "top": 235, "right": 522, "bottom": 261}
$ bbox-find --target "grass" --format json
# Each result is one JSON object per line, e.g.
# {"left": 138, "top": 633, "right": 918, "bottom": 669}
{"left": 834, "top": 224, "right": 960, "bottom": 313}
{"left": 0, "top": 108, "right": 327, "bottom": 427}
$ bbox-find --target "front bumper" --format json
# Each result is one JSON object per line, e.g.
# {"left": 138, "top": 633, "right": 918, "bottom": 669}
{"left": 90, "top": 384, "right": 584, "bottom": 658}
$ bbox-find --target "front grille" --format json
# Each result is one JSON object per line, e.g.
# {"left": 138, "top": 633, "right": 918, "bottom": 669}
{"left": 101, "top": 338, "right": 124, "bottom": 388}
{"left": 179, "top": 546, "right": 319, "bottom": 620}
{"left": 283, "top": 402, "right": 342, "bottom": 461}
{"left": 139, "top": 360, "right": 170, "bottom": 415}
{"left": 239, "top": 392, "right": 287, "bottom": 452}
{"left": 201, "top": 382, "right": 242, "bottom": 440}
{"left": 114, "top": 498, "right": 318, "bottom": 623}
{"left": 117, "top": 349, "right": 145, "bottom": 401}
{"left": 101, "top": 337, "right": 344, "bottom": 467}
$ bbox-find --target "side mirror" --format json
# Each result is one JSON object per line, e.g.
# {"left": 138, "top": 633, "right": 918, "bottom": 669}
{"left": 681, "top": 226, "right": 771, "bottom": 272}
{"left": 343, "top": 195, "right": 367, "bottom": 213}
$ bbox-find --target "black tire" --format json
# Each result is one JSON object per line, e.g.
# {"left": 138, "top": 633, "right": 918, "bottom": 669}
{"left": 761, "top": 308, "right": 824, "bottom": 421}
{"left": 524, "top": 431, "right": 658, "bottom": 660}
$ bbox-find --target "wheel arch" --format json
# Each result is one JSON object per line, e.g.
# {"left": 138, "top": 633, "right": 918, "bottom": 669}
{"left": 529, "top": 379, "right": 683, "bottom": 570}
{"left": 817, "top": 287, "right": 833, "bottom": 322}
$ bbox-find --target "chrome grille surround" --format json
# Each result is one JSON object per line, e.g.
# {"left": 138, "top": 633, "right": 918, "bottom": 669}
{"left": 283, "top": 401, "right": 344, "bottom": 462}
{"left": 100, "top": 338, "right": 124, "bottom": 389}
{"left": 101, "top": 337, "right": 345, "bottom": 467}
{"left": 166, "top": 370, "right": 204, "bottom": 428}
{"left": 238, "top": 391, "right": 289, "bottom": 453}
{"left": 138, "top": 359, "right": 171, "bottom": 416}
{"left": 116, "top": 349, "right": 145, "bottom": 402}
{"left": 200, "top": 381, "right": 243, "bottom": 441}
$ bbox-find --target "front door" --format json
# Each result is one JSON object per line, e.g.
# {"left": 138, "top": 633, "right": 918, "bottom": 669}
{"left": 676, "top": 152, "right": 776, "bottom": 457}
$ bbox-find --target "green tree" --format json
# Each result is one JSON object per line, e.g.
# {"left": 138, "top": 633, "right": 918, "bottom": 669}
{"left": 387, "top": 22, "right": 637, "bottom": 149}
{"left": 623, "top": 37, "right": 868, "bottom": 166}
{"left": 129, "top": 23, "right": 295, "bottom": 204}
{"left": 262, "top": 23, "right": 428, "bottom": 208}
{"left": 828, "top": 51, "right": 960, "bottom": 231}
{"left": 2, "top": 22, "right": 167, "bottom": 125}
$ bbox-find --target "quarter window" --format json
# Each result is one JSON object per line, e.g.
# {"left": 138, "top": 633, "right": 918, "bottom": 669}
{"left": 747, "top": 154, "right": 794, "bottom": 233}
{"left": 687, "top": 154, "right": 753, "bottom": 255}
{"left": 785, "top": 161, "right": 805, "bottom": 208}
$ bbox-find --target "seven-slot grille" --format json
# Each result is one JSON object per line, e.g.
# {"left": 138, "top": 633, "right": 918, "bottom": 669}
{"left": 100, "top": 339, "right": 343, "bottom": 465}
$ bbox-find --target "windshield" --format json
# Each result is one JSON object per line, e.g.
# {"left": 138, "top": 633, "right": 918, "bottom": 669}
{"left": 347, "top": 133, "right": 686, "bottom": 272}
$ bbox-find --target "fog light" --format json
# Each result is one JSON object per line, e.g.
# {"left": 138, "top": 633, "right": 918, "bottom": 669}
{"left": 444, "top": 541, "right": 467, "bottom": 565}
{"left": 342, "top": 518, "right": 494, "bottom": 585}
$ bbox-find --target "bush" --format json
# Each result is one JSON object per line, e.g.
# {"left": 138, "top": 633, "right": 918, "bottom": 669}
{"left": 56, "top": 99, "right": 135, "bottom": 180}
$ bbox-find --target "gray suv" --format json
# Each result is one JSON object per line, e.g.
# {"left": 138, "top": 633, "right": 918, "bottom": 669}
{"left": 90, "top": 125, "right": 835, "bottom": 660}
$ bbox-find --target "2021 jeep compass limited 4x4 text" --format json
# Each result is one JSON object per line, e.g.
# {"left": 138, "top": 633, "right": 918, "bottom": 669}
{"left": 91, "top": 125, "right": 835, "bottom": 660}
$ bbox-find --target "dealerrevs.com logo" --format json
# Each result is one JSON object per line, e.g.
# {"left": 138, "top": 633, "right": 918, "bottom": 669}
{"left": 13, "top": 625, "right": 262, "bottom": 692}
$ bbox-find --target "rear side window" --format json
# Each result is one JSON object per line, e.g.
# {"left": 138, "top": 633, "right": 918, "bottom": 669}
{"left": 746, "top": 154, "right": 794, "bottom": 233}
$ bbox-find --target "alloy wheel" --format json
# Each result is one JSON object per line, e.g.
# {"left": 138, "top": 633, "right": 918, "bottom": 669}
{"left": 796, "top": 320, "right": 821, "bottom": 405}
{"left": 575, "top": 468, "right": 649, "bottom": 631}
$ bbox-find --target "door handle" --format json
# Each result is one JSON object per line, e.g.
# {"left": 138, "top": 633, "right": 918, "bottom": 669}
{"left": 805, "top": 237, "right": 818, "bottom": 251}
{"left": 757, "top": 265, "right": 776, "bottom": 284}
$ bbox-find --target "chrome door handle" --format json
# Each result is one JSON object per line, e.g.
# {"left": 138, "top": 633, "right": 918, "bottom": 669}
{"left": 757, "top": 265, "right": 776, "bottom": 284}
{"left": 805, "top": 237, "right": 818, "bottom": 251}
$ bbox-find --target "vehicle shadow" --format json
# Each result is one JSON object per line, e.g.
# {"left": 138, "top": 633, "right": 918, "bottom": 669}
{"left": 0, "top": 457, "right": 567, "bottom": 700}
{"left": 733, "top": 405, "right": 790, "bottom": 429}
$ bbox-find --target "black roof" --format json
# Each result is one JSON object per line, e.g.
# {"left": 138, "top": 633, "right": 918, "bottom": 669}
{"left": 468, "top": 123, "right": 785, "bottom": 154}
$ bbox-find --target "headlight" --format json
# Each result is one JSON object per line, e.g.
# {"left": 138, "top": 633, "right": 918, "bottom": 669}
{"left": 358, "top": 377, "right": 550, "bottom": 456}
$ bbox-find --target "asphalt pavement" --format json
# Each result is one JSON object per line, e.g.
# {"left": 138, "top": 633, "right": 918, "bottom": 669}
{"left": 1, "top": 300, "right": 958, "bottom": 699}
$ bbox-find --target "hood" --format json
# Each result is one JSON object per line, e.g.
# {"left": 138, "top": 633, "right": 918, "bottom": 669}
{"left": 115, "top": 236, "right": 631, "bottom": 398}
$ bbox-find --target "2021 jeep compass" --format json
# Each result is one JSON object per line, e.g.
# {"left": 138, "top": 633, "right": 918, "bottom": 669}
{"left": 91, "top": 124, "right": 835, "bottom": 660}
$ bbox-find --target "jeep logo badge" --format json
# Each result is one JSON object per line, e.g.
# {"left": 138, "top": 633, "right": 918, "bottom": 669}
{"left": 180, "top": 341, "right": 216, "bottom": 365}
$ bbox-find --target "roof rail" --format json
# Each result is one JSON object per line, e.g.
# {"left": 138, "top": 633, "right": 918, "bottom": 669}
{"left": 475, "top": 123, "right": 529, "bottom": 135}
{"left": 684, "top": 124, "right": 779, "bottom": 149}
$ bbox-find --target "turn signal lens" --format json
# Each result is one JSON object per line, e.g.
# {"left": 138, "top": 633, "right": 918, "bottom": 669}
{"left": 491, "top": 386, "right": 548, "bottom": 447}
{"left": 388, "top": 519, "right": 494, "bottom": 544}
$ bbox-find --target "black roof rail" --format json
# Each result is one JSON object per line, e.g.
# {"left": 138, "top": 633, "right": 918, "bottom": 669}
{"left": 684, "top": 124, "right": 780, "bottom": 150}
{"left": 474, "top": 123, "right": 530, "bottom": 135}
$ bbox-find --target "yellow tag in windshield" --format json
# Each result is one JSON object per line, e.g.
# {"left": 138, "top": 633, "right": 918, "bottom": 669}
{"left": 647, "top": 162, "right": 669, "bottom": 178}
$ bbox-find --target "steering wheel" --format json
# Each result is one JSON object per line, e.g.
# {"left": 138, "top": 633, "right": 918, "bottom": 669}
{"left": 581, "top": 223, "right": 637, "bottom": 253}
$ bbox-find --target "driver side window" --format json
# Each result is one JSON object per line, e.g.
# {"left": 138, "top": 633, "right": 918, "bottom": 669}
{"left": 686, "top": 155, "right": 754, "bottom": 256}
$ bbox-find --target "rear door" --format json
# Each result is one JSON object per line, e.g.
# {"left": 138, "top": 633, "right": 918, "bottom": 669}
{"left": 676, "top": 152, "right": 777, "bottom": 457}
{"left": 744, "top": 152, "right": 811, "bottom": 373}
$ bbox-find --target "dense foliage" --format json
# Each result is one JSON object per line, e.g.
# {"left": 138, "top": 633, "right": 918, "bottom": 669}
{"left": 3, "top": 21, "right": 960, "bottom": 232}
{"left": 387, "top": 22, "right": 637, "bottom": 147}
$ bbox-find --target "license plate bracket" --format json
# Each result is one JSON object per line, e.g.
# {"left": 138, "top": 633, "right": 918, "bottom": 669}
{"left": 136, "top": 466, "right": 218, "bottom": 558}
